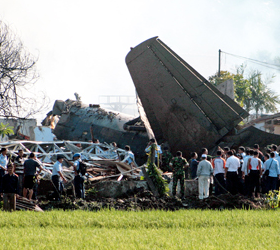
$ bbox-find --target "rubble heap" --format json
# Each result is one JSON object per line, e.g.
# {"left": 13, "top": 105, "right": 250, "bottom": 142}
{"left": 38, "top": 187, "right": 265, "bottom": 211}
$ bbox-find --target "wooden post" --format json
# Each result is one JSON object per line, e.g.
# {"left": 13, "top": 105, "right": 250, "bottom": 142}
{"left": 143, "top": 143, "right": 159, "bottom": 197}
{"left": 141, "top": 167, "right": 159, "bottom": 197}
{"left": 150, "top": 143, "right": 156, "bottom": 164}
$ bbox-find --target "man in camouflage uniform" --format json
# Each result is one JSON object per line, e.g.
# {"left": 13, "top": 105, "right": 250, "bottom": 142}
{"left": 161, "top": 147, "right": 173, "bottom": 172}
{"left": 170, "top": 151, "right": 188, "bottom": 197}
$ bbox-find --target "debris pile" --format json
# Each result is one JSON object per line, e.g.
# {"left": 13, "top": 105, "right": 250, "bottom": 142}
{"left": 182, "top": 194, "right": 265, "bottom": 210}
{"left": 0, "top": 140, "right": 140, "bottom": 184}
{"left": 38, "top": 187, "right": 265, "bottom": 211}
{"left": 16, "top": 196, "right": 43, "bottom": 212}
{"left": 0, "top": 140, "right": 267, "bottom": 211}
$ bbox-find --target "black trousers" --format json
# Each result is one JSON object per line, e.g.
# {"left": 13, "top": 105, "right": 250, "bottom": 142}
{"left": 51, "top": 175, "right": 62, "bottom": 201}
{"left": 249, "top": 170, "right": 260, "bottom": 195}
{"left": 266, "top": 176, "right": 278, "bottom": 192}
{"left": 244, "top": 175, "right": 250, "bottom": 196}
{"left": 0, "top": 169, "right": 5, "bottom": 193}
{"left": 226, "top": 172, "right": 238, "bottom": 195}
{"left": 74, "top": 175, "right": 85, "bottom": 199}
{"left": 214, "top": 173, "right": 226, "bottom": 196}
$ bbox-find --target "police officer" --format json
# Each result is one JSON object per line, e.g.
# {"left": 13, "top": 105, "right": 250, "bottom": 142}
{"left": 73, "top": 153, "right": 85, "bottom": 199}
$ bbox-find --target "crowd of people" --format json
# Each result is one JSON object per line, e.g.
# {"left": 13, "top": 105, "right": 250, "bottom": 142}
{"left": 160, "top": 143, "right": 280, "bottom": 200}
{"left": 1, "top": 139, "right": 280, "bottom": 211}
{"left": 0, "top": 147, "right": 88, "bottom": 211}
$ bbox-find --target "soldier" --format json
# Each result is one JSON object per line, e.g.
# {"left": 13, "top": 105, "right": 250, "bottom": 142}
{"left": 170, "top": 151, "right": 188, "bottom": 197}
{"left": 161, "top": 147, "right": 173, "bottom": 172}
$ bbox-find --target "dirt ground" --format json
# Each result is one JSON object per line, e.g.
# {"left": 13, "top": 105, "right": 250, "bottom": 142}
{"left": 38, "top": 186, "right": 266, "bottom": 211}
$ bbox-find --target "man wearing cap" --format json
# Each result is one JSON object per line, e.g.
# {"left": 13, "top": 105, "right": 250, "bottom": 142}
{"left": 23, "top": 152, "right": 44, "bottom": 200}
{"left": 52, "top": 155, "right": 67, "bottom": 201}
{"left": 197, "top": 154, "right": 213, "bottom": 199}
{"left": 73, "top": 153, "right": 85, "bottom": 199}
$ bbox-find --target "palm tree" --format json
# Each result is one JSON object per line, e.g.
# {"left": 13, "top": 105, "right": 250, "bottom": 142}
{"left": 247, "top": 71, "right": 280, "bottom": 118}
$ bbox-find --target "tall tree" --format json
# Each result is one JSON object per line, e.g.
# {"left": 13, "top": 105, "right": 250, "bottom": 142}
{"left": 0, "top": 20, "right": 47, "bottom": 118}
{"left": 208, "top": 65, "right": 250, "bottom": 109}
{"left": 208, "top": 70, "right": 234, "bottom": 86}
{"left": 247, "top": 71, "right": 280, "bottom": 117}
{"left": 208, "top": 65, "right": 280, "bottom": 117}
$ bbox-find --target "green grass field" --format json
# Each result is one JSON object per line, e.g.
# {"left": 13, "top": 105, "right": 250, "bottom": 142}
{"left": 0, "top": 209, "right": 279, "bottom": 249}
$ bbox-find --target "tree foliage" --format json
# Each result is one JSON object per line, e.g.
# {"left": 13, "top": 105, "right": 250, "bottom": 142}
{"left": 146, "top": 143, "right": 168, "bottom": 196}
{"left": 209, "top": 65, "right": 280, "bottom": 117}
{"left": 0, "top": 122, "right": 14, "bottom": 138}
{"left": 0, "top": 20, "right": 48, "bottom": 118}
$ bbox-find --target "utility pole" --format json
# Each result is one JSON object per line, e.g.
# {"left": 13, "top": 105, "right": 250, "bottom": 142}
{"left": 218, "top": 49, "right": 221, "bottom": 77}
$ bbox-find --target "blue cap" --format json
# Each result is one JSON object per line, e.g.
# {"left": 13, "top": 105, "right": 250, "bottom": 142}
{"left": 73, "top": 153, "right": 81, "bottom": 158}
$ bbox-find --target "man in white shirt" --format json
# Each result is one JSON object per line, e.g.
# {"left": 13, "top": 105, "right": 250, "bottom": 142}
{"left": 123, "top": 145, "right": 135, "bottom": 168}
{"left": 145, "top": 138, "right": 162, "bottom": 167}
{"left": 225, "top": 150, "right": 240, "bottom": 195}
{"left": 247, "top": 151, "right": 262, "bottom": 198}
{"left": 197, "top": 154, "right": 213, "bottom": 199}
{"left": 52, "top": 155, "right": 67, "bottom": 201}
{"left": 212, "top": 150, "right": 226, "bottom": 195}
{"left": 242, "top": 149, "right": 253, "bottom": 196}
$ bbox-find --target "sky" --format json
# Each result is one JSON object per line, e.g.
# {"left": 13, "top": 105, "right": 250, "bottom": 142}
{"left": 0, "top": 0, "right": 280, "bottom": 122}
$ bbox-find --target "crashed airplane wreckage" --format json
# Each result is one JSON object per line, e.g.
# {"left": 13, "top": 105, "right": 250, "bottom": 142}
{"left": 42, "top": 99, "right": 149, "bottom": 164}
{"left": 41, "top": 37, "right": 280, "bottom": 162}
{"left": 125, "top": 37, "right": 280, "bottom": 154}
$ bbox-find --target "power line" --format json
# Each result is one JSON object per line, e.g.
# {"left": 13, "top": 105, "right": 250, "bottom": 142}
{"left": 221, "top": 50, "right": 280, "bottom": 70}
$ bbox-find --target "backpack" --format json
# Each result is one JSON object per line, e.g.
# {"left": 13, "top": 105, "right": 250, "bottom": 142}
{"left": 78, "top": 161, "right": 87, "bottom": 176}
